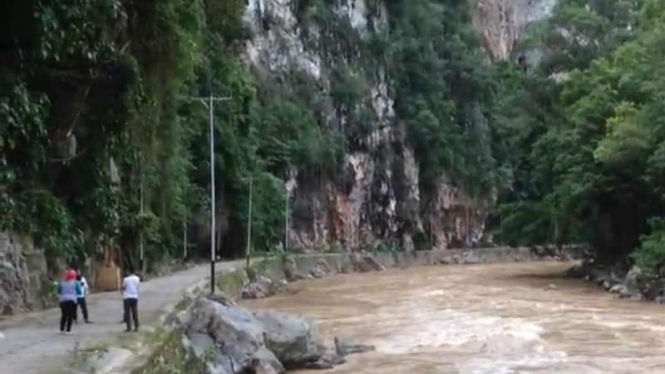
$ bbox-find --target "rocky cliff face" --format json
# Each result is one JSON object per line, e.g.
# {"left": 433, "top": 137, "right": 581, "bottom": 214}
{"left": 472, "top": 0, "right": 557, "bottom": 61}
{"left": 240, "top": 0, "right": 493, "bottom": 252}
{"left": 0, "top": 232, "right": 47, "bottom": 314}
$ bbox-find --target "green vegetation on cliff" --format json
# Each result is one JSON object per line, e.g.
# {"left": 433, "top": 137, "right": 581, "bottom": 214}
{"left": 1, "top": 0, "right": 502, "bottom": 268}
{"left": 385, "top": 0, "right": 502, "bottom": 194}
{"left": 4, "top": 0, "right": 665, "bottom": 274}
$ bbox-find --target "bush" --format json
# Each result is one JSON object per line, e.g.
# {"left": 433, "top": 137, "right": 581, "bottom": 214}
{"left": 633, "top": 218, "right": 665, "bottom": 274}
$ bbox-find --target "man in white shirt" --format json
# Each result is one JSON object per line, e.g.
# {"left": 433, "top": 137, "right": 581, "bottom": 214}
{"left": 121, "top": 268, "right": 140, "bottom": 332}
{"left": 75, "top": 270, "right": 91, "bottom": 323}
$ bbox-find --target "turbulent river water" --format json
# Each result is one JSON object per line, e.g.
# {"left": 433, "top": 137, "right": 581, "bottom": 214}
{"left": 243, "top": 262, "right": 665, "bottom": 374}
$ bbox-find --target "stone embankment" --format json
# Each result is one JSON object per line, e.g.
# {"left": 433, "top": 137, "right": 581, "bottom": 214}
{"left": 238, "top": 246, "right": 575, "bottom": 299}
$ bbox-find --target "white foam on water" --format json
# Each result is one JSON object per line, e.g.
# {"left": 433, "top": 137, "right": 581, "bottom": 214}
{"left": 373, "top": 304, "right": 547, "bottom": 354}
{"left": 369, "top": 297, "right": 572, "bottom": 374}
{"left": 423, "top": 290, "right": 446, "bottom": 297}
{"left": 595, "top": 320, "right": 628, "bottom": 329}
{"left": 643, "top": 324, "right": 665, "bottom": 332}
{"left": 592, "top": 316, "right": 665, "bottom": 333}
{"left": 462, "top": 349, "right": 570, "bottom": 374}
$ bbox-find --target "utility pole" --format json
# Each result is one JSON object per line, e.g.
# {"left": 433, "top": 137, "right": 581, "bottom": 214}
{"left": 246, "top": 176, "right": 253, "bottom": 268}
{"left": 139, "top": 175, "right": 145, "bottom": 275}
{"left": 183, "top": 217, "right": 187, "bottom": 260}
{"left": 284, "top": 177, "right": 293, "bottom": 252}
{"left": 284, "top": 189, "right": 289, "bottom": 251}
{"left": 181, "top": 95, "right": 231, "bottom": 294}
{"left": 284, "top": 174, "right": 295, "bottom": 252}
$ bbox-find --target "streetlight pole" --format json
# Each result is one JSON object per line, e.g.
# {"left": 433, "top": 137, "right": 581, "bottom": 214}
{"left": 181, "top": 94, "right": 231, "bottom": 294}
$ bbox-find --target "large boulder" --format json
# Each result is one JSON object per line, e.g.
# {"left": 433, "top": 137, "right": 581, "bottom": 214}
{"left": 282, "top": 258, "right": 306, "bottom": 282}
{"left": 242, "top": 276, "right": 284, "bottom": 300}
{"left": 461, "top": 251, "right": 482, "bottom": 265}
{"left": 350, "top": 253, "right": 386, "bottom": 273}
{"left": 334, "top": 337, "right": 375, "bottom": 356}
{"left": 309, "top": 259, "right": 333, "bottom": 279}
{"left": 609, "top": 284, "right": 628, "bottom": 295}
{"left": 302, "top": 346, "right": 346, "bottom": 370}
{"left": 623, "top": 266, "right": 644, "bottom": 294}
{"left": 185, "top": 297, "right": 285, "bottom": 374}
{"left": 300, "top": 337, "right": 374, "bottom": 370}
{"left": 254, "top": 310, "right": 326, "bottom": 368}
{"left": 242, "top": 282, "right": 269, "bottom": 299}
{"left": 183, "top": 296, "right": 354, "bottom": 373}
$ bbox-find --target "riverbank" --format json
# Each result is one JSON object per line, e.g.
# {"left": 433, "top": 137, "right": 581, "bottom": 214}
{"left": 131, "top": 247, "right": 573, "bottom": 374}
{"left": 0, "top": 246, "right": 566, "bottom": 374}
{"left": 567, "top": 260, "right": 665, "bottom": 304}
{"left": 242, "top": 262, "right": 665, "bottom": 374}
{"left": 225, "top": 246, "right": 578, "bottom": 300}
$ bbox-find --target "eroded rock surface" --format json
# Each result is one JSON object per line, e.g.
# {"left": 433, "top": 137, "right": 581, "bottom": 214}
{"left": 350, "top": 252, "right": 386, "bottom": 273}
{"left": 472, "top": 0, "right": 557, "bottom": 61}
{"left": 255, "top": 310, "right": 325, "bottom": 368}
{"left": 183, "top": 295, "right": 362, "bottom": 373}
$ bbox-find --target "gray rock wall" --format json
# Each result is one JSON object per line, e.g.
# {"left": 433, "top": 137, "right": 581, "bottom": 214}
{"left": 0, "top": 232, "right": 47, "bottom": 314}
{"left": 236, "top": 0, "right": 496, "bottom": 253}
{"left": 233, "top": 245, "right": 576, "bottom": 300}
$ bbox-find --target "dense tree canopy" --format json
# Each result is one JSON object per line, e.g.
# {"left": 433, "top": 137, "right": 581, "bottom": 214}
{"left": 3, "top": 0, "right": 665, "bottom": 274}
{"left": 494, "top": 0, "right": 665, "bottom": 272}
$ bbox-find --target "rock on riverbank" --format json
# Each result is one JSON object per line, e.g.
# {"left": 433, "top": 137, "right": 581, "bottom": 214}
{"left": 180, "top": 295, "right": 372, "bottom": 373}
{"left": 568, "top": 261, "right": 665, "bottom": 303}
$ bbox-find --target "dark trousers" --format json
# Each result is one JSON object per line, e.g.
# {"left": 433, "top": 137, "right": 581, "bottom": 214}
{"left": 59, "top": 300, "right": 76, "bottom": 332}
{"left": 76, "top": 297, "right": 89, "bottom": 322}
{"left": 123, "top": 298, "right": 139, "bottom": 331}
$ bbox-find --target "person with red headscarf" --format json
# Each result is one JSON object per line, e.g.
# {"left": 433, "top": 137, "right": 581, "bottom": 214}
{"left": 58, "top": 269, "right": 81, "bottom": 334}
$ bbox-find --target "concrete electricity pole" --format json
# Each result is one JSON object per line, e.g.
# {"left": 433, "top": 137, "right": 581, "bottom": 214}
{"left": 284, "top": 187, "right": 289, "bottom": 251}
{"left": 284, "top": 176, "right": 295, "bottom": 252}
{"left": 181, "top": 95, "right": 231, "bottom": 294}
{"left": 246, "top": 175, "right": 253, "bottom": 268}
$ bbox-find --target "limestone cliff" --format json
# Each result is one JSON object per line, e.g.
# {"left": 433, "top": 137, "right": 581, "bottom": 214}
{"left": 239, "top": 0, "right": 494, "bottom": 252}
{"left": 0, "top": 233, "right": 47, "bottom": 314}
{"left": 472, "top": 0, "right": 556, "bottom": 61}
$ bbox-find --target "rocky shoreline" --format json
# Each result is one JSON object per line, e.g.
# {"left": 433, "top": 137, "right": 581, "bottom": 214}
{"left": 567, "top": 261, "right": 665, "bottom": 304}
{"left": 239, "top": 247, "right": 579, "bottom": 300}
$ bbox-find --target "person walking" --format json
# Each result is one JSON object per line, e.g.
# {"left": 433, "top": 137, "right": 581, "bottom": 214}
{"left": 58, "top": 270, "right": 80, "bottom": 334}
{"left": 121, "top": 268, "right": 140, "bottom": 332}
{"left": 75, "top": 270, "right": 91, "bottom": 323}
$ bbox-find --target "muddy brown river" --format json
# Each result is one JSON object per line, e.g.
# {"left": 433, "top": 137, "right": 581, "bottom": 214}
{"left": 243, "top": 262, "right": 665, "bottom": 374}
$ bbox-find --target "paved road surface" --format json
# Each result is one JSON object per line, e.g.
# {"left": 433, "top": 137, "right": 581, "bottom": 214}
{"left": 0, "top": 261, "right": 241, "bottom": 374}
